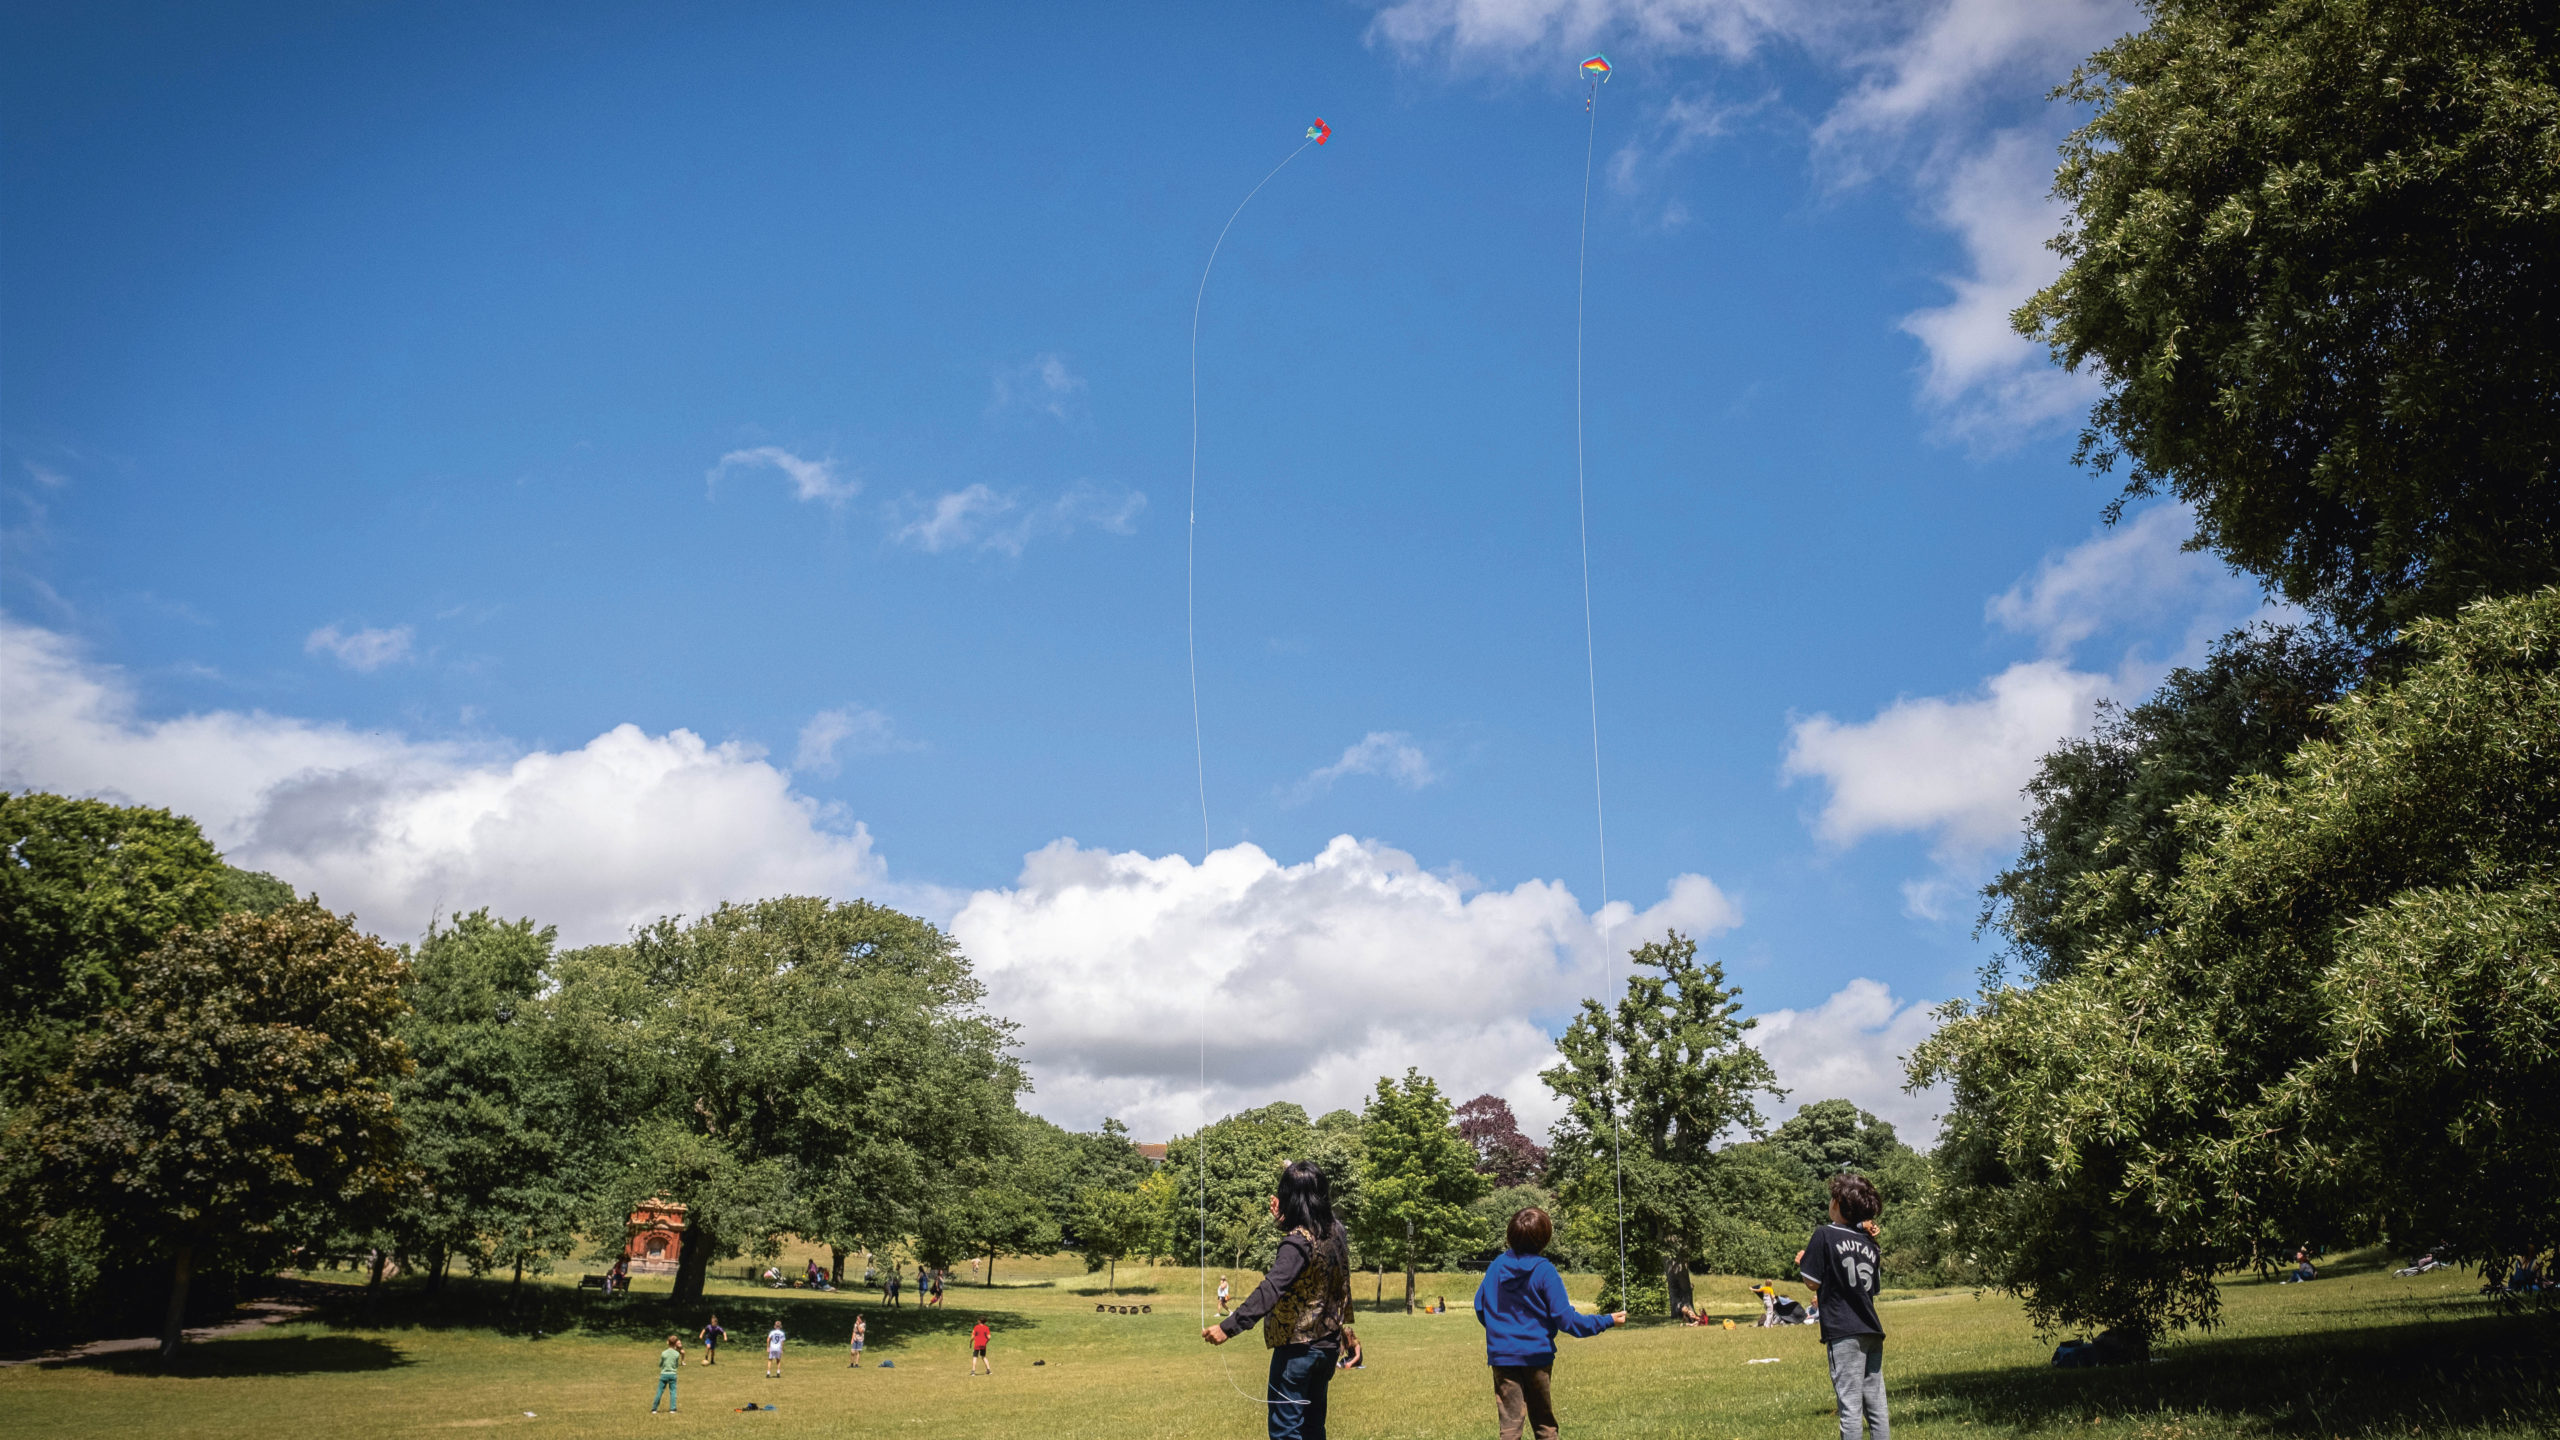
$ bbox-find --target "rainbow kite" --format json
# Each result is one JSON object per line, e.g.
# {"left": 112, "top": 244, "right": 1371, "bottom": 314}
{"left": 1581, "top": 54, "right": 1611, "bottom": 80}
{"left": 1306, "top": 118, "right": 1330, "bottom": 145}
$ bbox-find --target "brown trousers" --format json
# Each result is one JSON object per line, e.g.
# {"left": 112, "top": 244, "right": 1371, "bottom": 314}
{"left": 1492, "top": 1365, "right": 1559, "bottom": 1440}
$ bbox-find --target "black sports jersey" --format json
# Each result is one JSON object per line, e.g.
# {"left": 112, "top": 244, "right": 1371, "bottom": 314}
{"left": 1798, "top": 1222, "right": 1883, "bottom": 1342}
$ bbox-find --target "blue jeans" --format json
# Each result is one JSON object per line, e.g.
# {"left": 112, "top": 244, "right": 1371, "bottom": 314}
{"left": 1265, "top": 1343, "right": 1337, "bottom": 1439}
{"left": 652, "top": 1374, "right": 678, "bottom": 1411}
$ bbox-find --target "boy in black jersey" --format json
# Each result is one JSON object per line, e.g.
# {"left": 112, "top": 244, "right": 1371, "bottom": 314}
{"left": 1798, "top": 1173, "right": 1887, "bottom": 1440}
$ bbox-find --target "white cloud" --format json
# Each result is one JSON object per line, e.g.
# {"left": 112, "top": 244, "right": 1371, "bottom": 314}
{"left": 1366, "top": 0, "right": 1799, "bottom": 67}
{"left": 1783, "top": 658, "right": 2110, "bottom": 857}
{"left": 1367, "top": 0, "right": 2139, "bottom": 439}
{"left": 1895, "top": 131, "right": 2101, "bottom": 441}
{"left": 991, "top": 353, "right": 1087, "bottom": 421}
{"left": 1815, "top": 0, "right": 2131, "bottom": 151}
{"left": 953, "top": 836, "right": 1738, "bottom": 1140}
{"left": 794, "top": 704, "right": 911, "bottom": 776}
{"left": 1986, "top": 501, "right": 2262, "bottom": 655}
{"left": 1750, "top": 978, "right": 1947, "bottom": 1144}
{"left": 890, "top": 481, "right": 1145, "bottom": 557}
{"left": 304, "top": 623, "right": 415, "bottom": 673}
{"left": 1782, "top": 503, "right": 2275, "bottom": 864}
{"left": 1285, "top": 731, "right": 1438, "bottom": 804}
{"left": 707, "top": 446, "right": 859, "bottom": 506}
{"left": 1, "top": 615, "right": 885, "bottom": 947}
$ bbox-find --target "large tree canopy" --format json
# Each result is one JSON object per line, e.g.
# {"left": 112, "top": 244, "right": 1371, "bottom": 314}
{"left": 36, "top": 904, "right": 411, "bottom": 1356}
{"left": 2018, "top": 0, "right": 2560, "bottom": 636}
{"left": 1542, "top": 932, "right": 1783, "bottom": 1315}
{"left": 1917, "top": 588, "right": 2560, "bottom": 1340}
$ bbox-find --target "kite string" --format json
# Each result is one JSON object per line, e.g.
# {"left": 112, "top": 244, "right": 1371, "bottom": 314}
{"left": 1189, "top": 136, "right": 1316, "bottom": 1410}
{"left": 1573, "top": 72, "right": 1632, "bottom": 1320}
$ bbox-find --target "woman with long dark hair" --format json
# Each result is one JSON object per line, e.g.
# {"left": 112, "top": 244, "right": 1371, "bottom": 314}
{"left": 1202, "top": 1159, "right": 1362, "bottom": 1439}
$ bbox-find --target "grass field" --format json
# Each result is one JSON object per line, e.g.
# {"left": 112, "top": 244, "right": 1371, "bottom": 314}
{"left": 2, "top": 1247, "right": 2548, "bottom": 1440}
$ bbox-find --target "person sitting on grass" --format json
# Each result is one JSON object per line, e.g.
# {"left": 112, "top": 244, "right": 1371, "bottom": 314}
{"left": 2281, "top": 1247, "right": 2317, "bottom": 1283}
{"left": 1473, "top": 1205, "right": 1625, "bottom": 1440}
{"left": 651, "top": 1334, "right": 683, "bottom": 1414}
{"left": 1798, "top": 1173, "right": 1889, "bottom": 1440}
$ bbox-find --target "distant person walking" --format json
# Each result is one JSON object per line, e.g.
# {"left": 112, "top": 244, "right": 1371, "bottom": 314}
{"left": 1800, "top": 1174, "right": 1889, "bottom": 1440}
{"left": 1218, "top": 1275, "right": 1232, "bottom": 1314}
{"left": 849, "top": 1313, "right": 867, "bottom": 1367}
{"left": 651, "top": 1334, "right": 683, "bottom": 1413}
{"left": 765, "top": 1320, "right": 787, "bottom": 1378}
{"left": 1202, "top": 1160, "right": 1361, "bottom": 1440}
{"left": 889, "top": 1268, "right": 903, "bottom": 1308}
{"left": 1473, "top": 1205, "right": 1622, "bottom": 1440}
{"left": 930, "top": 1269, "right": 945, "bottom": 1307}
{"left": 971, "top": 1318, "right": 994, "bottom": 1375}
{"left": 698, "top": 1314, "right": 725, "bottom": 1365}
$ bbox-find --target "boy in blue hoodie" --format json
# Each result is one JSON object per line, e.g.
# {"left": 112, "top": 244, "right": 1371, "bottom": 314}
{"left": 1473, "top": 1206, "right": 1625, "bottom": 1440}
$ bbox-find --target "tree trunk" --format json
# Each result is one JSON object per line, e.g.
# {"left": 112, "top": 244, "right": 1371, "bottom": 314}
{"left": 509, "top": 1255, "right": 523, "bottom": 1313}
{"left": 831, "top": 1246, "right": 846, "bottom": 1287}
{"left": 425, "top": 1245, "right": 448, "bottom": 1296}
{"left": 1107, "top": 1257, "right": 1117, "bottom": 1295}
{"left": 985, "top": 1244, "right": 997, "bottom": 1287}
{"left": 365, "top": 1248, "right": 387, "bottom": 1324}
{"left": 1665, "top": 1258, "right": 1694, "bottom": 1318}
{"left": 670, "top": 1212, "right": 714, "bottom": 1304}
{"left": 1375, "top": 1264, "right": 1384, "bottom": 1308}
{"left": 1403, "top": 1219, "right": 1417, "bottom": 1315}
{"left": 157, "top": 1244, "right": 195, "bottom": 1362}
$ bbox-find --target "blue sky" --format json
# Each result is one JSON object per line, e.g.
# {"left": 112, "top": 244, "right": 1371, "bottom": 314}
{"left": 2, "top": 0, "right": 2266, "bottom": 1139}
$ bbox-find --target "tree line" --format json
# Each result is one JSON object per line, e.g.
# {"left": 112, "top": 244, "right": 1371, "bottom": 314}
{"left": 3, "top": 790, "right": 1947, "bottom": 1357}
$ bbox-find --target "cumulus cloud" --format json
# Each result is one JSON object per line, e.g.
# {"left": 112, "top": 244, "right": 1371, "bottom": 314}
{"left": 707, "top": 446, "right": 859, "bottom": 506}
{"left": 1750, "top": 978, "right": 1947, "bottom": 1143}
{"left": 1783, "top": 658, "right": 2110, "bottom": 857}
{"left": 1, "top": 615, "right": 885, "bottom": 947}
{"left": 953, "top": 836, "right": 1739, "bottom": 1139}
{"left": 991, "top": 353, "right": 1087, "bottom": 421}
{"left": 794, "top": 704, "right": 911, "bottom": 776}
{"left": 304, "top": 623, "right": 415, "bottom": 673}
{"left": 890, "top": 481, "right": 1145, "bottom": 557}
{"left": 1783, "top": 503, "right": 2273, "bottom": 863}
{"left": 1284, "top": 731, "right": 1438, "bottom": 804}
{"left": 1895, "top": 131, "right": 2101, "bottom": 442}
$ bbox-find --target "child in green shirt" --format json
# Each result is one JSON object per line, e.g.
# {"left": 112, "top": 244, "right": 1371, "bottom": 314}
{"left": 652, "top": 1335, "right": 683, "bottom": 1413}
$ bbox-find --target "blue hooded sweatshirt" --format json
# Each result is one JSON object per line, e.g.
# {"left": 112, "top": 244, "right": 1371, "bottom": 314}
{"left": 1473, "top": 1251, "right": 1614, "bottom": 1367}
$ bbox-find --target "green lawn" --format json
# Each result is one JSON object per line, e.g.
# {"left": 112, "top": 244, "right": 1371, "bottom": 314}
{"left": 2, "top": 1249, "right": 2546, "bottom": 1440}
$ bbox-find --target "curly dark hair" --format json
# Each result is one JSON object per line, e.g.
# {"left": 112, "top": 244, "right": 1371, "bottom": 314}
{"left": 1829, "top": 1172, "right": 1881, "bottom": 1225}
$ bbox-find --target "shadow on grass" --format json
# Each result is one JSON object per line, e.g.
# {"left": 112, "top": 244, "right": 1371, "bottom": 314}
{"left": 1899, "top": 1309, "right": 2555, "bottom": 1438}
{"left": 64, "top": 1334, "right": 410, "bottom": 1378}
{"left": 296, "top": 1276, "right": 1036, "bottom": 1350}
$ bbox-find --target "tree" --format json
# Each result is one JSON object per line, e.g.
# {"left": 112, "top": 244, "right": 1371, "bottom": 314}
{"left": 0, "top": 794, "right": 275, "bottom": 1106}
{"left": 0, "top": 794, "right": 295, "bottom": 1346}
{"left": 1165, "top": 1103, "right": 1317, "bottom": 1273}
{"left": 2016, "top": 0, "right": 2560, "bottom": 637}
{"left": 1074, "top": 1185, "right": 1156, "bottom": 1294}
{"left": 1542, "top": 932, "right": 1784, "bottom": 1315}
{"left": 545, "top": 897, "right": 1024, "bottom": 1303}
{"left": 1981, "top": 624, "right": 2364, "bottom": 983}
{"left": 1453, "top": 1093, "right": 1548, "bottom": 1187}
{"left": 1916, "top": 588, "right": 2560, "bottom": 1341}
{"left": 36, "top": 904, "right": 410, "bottom": 1358}
{"left": 1355, "top": 1070, "right": 1488, "bottom": 1312}
{"left": 1763, "top": 1100, "right": 1944, "bottom": 1285}
{"left": 391, "top": 911, "right": 581, "bottom": 1296}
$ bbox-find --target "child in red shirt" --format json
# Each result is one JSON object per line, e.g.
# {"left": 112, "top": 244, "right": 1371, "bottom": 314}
{"left": 970, "top": 1319, "right": 993, "bottom": 1376}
